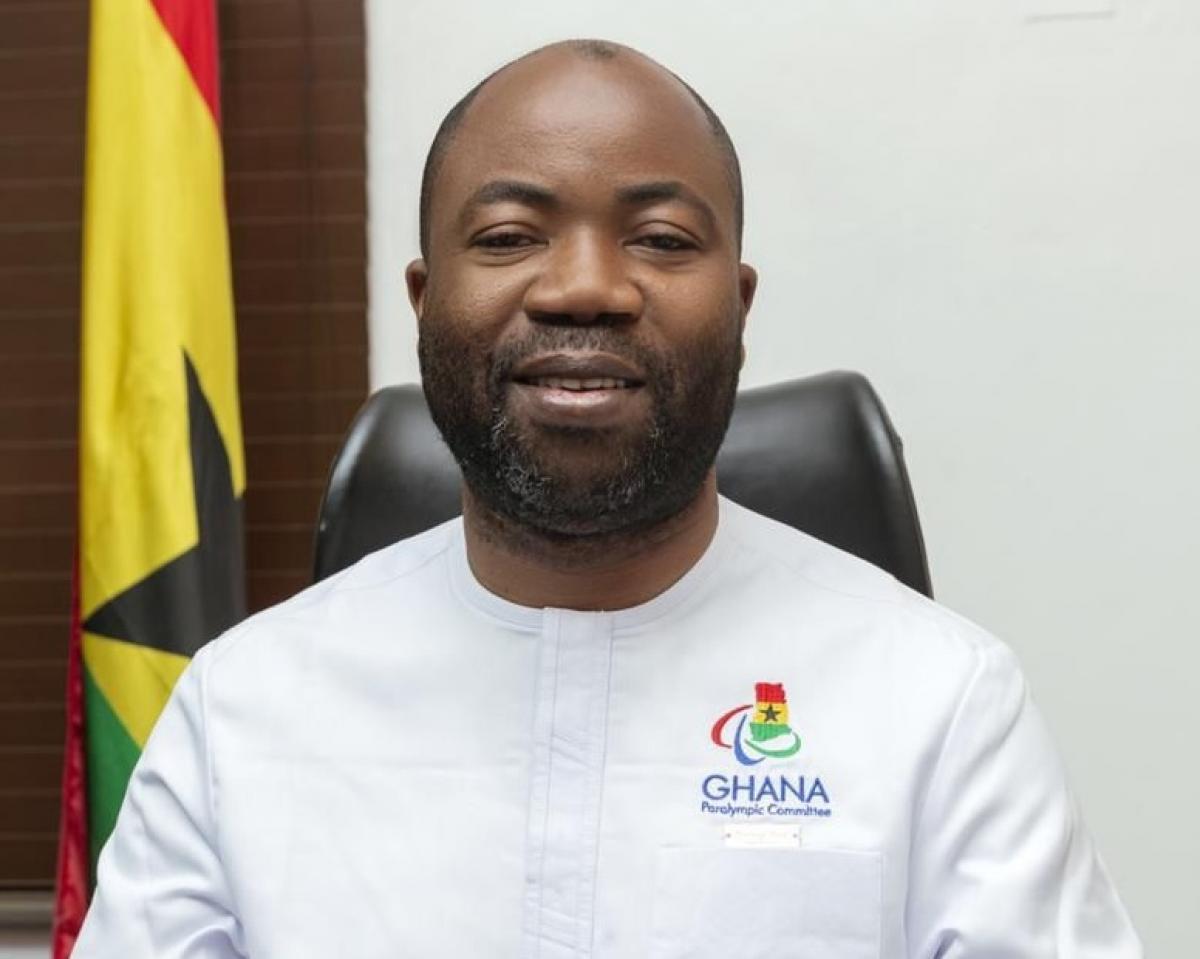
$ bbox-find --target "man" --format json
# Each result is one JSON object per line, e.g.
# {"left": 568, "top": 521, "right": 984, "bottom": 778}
{"left": 75, "top": 40, "right": 1141, "bottom": 957}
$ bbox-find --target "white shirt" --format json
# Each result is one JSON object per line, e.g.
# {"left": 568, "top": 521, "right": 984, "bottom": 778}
{"left": 75, "top": 498, "right": 1141, "bottom": 957}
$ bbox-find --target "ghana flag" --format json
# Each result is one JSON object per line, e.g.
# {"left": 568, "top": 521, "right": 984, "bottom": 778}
{"left": 52, "top": 0, "right": 245, "bottom": 954}
{"left": 749, "top": 682, "right": 791, "bottom": 742}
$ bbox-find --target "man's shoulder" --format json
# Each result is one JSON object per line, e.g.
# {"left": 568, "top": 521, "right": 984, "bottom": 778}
{"left": 203, "top": 516, "right": 463, "bottom": 667}
{"left": 720, "top": 495, "right": 923, "bottom": 603}
{"left": 720, "top": 496, "right": 1004, "bottom": 667}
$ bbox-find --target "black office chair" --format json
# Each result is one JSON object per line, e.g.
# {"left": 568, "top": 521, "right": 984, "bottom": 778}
{"left": 313, "top": 371, "right": 933, "bottom": 597}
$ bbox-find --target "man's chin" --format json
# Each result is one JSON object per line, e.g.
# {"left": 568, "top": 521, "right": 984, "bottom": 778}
{"left": 498, "top": 422, "right": 655, "bottom": 488}
{"left": 488, "top": 444, "right": 714, "bottom": 541}
{"left": 492, "top": 485, "right": 673, "bottom": 541}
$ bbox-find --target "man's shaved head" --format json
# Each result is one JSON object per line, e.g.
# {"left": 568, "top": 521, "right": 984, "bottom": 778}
{"left": 418, "top": 39, "right": 744, "bottom": 258}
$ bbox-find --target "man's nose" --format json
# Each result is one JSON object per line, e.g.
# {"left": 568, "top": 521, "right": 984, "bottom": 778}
{"left": 522, "top": 233, "right": 643, "bottom": 325}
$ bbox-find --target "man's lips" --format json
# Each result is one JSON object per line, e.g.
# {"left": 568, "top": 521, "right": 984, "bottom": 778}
{"left": 509, "top": 352, "right": 646, "bottom": 391}
{"left": 506, "top": 352, "right": 648, "bottom": 424}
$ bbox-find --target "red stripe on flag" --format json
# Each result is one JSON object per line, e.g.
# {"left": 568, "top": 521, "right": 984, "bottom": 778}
{"left": 755, "top": 682, "right": 787, "bottom": 704}
{"left": 149, "top": 0, "right": 222, "bottom": 126}
{"left": 51, "top": 552, "right": 89, "bottom": 959}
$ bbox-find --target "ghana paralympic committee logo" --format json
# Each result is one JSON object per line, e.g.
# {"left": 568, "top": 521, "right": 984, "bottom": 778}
{"left": 710, "top": 682, "right": 802, "bottom": 765}
{"left": 700, "top": 681, "right": 833, "bottom": 820}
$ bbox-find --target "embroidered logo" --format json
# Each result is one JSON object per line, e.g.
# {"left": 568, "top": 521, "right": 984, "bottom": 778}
{"left": 710, "top": 682, "right": 802, "bottom": 766}
{"left": 701, "top": 681, "right": 832, "bottom": 820}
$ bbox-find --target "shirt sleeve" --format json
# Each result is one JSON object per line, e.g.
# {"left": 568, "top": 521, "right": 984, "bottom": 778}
{"left": 906, "top": 639, "right": 1142, "bottom": 958}
{"left": 72, "top": 643, "right": 246, "bottom": 959}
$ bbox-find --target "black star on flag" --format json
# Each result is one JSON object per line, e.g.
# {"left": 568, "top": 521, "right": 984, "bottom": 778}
{"left": 83, "top": 354, "right": 245, "bottom": 655}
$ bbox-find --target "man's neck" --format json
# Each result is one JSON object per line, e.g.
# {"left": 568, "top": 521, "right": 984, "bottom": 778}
{"left": 461, "top": 475, "right": 720, "bottom": 612}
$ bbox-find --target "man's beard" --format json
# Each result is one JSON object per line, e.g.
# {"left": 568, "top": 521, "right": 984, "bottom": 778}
{"left": 419, "top": 317, "right": 742, "bottom": 541}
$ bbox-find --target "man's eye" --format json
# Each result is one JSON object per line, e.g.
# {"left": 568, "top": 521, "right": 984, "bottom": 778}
{"left": 634, "top": 233, "right": 696, "bottom": 252}
{"left": 475, "top": 232, "right": 536, "bottom": 250}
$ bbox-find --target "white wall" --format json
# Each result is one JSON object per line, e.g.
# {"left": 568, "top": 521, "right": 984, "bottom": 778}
{"left": 366, "top": 2, "right": 1199, "bottom": 954}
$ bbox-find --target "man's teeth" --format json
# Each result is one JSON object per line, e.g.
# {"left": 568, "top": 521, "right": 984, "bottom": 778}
{"left": 531, "top": 376, "right": 631, "bottom": 390}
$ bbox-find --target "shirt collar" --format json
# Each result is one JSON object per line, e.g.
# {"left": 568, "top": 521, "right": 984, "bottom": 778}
{"left": 447, "top": 497, "right": 733, "bottom": 631}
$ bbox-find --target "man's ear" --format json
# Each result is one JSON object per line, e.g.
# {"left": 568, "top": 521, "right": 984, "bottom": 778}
{"left": 737, "top": 264, "right": 757, "bottom": 369}
{"left": 738, "top": 263, "right": 758, "bottom": 322}
{"left": 405, "top": 258, "right": 429, "bottom": 321}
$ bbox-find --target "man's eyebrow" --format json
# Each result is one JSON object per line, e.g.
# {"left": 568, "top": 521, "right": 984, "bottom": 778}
{"left": 459, "top": 180, "right": 558, "bottom": 223}
{"left": 615, "top": 181, "right": 717, "bottom": 230}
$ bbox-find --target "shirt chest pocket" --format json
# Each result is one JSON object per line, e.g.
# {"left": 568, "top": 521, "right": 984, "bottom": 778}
{"left": 649, "top": 846, "right": 882, "bottom": 959}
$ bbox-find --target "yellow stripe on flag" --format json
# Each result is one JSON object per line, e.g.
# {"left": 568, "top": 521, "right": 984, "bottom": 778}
{"left": 82, "top": 632, "right": 190, "bottom": 750}
{"left": 756, "top": 702, "right": 789, "bottom": 725}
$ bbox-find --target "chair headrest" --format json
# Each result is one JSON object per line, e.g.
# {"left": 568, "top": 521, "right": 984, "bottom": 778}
{"left": 314, "top": 371, "right": 932, "bottom": 597}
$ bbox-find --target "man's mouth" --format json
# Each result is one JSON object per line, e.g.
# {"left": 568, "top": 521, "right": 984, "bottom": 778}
{"left": 509, "top": 351, "right": 647, "bottom": 390}
{"left": 519, "top": 376, "right": 637, "bottom": 391}
{"left": 506, "top": 352, "right": 649, "bottom": 425}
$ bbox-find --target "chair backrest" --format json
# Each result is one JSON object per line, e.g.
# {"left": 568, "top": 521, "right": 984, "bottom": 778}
{"left": 313, "top": 371, "right": 933, "bottom": 596}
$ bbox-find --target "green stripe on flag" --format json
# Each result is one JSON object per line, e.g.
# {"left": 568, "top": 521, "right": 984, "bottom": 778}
{"left": 83, "top": 665, "right": 141, "bottom": 879}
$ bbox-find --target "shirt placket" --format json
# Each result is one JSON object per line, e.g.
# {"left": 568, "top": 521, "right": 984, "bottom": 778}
{"left": 521, "top": 609, "right": 614, "bottom": 959}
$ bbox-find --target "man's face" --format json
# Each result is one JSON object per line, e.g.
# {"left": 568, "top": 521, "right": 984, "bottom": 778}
{"left": 409, "top": 50, "right": 756, "bottom": 538}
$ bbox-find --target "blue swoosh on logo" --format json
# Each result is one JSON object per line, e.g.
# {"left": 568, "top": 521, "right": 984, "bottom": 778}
{"left": 732, "top": 713, "right": 767, "bottom": 766}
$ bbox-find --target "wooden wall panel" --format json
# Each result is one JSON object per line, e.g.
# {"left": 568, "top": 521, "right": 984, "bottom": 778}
{"left": 247, "top": 569, "right": 312, "bottom": 609}
{"left": 0, "top": 489, "right": 74, "bottom": 529}
{"left": 241, "top": 390, "right": 364, "bottom": 435}
{"left": 0, "top": 751, "right": 61, "bottom": 790}
{"left": 0, "top": 0, "right": 368, "bottom": 890}
{"left": 0, "top": 48, "right": 86, "bottom": 96}
{"left": 0, "top": 622, "right": 71, "bottom": 663}
{"left": 0, "top": 5, "right": 88, "bottom": 51}
{"left": 231, "top": 219, "right": 367, "bottom": 268}
{"left": 224, "top": 126, "right": 363, "bottom": 171}
{"left": 0, "top": 399, "right": 75, "bottom": 439}
{"left": 0, "top": 713, "right": 64, "bottom": 750}
{"left": 0, "top": 228, "right": 79, "bottom": 266}
{"left": 0, "top": 578, "right": 70, "bottom": 618}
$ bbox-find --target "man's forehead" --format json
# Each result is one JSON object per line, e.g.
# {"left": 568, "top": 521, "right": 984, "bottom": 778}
{"left": 466, "top": 46, "right": 699, "bottom": 128}
{"left": 439, "top": 47, "right": 727, "bottom": 197}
